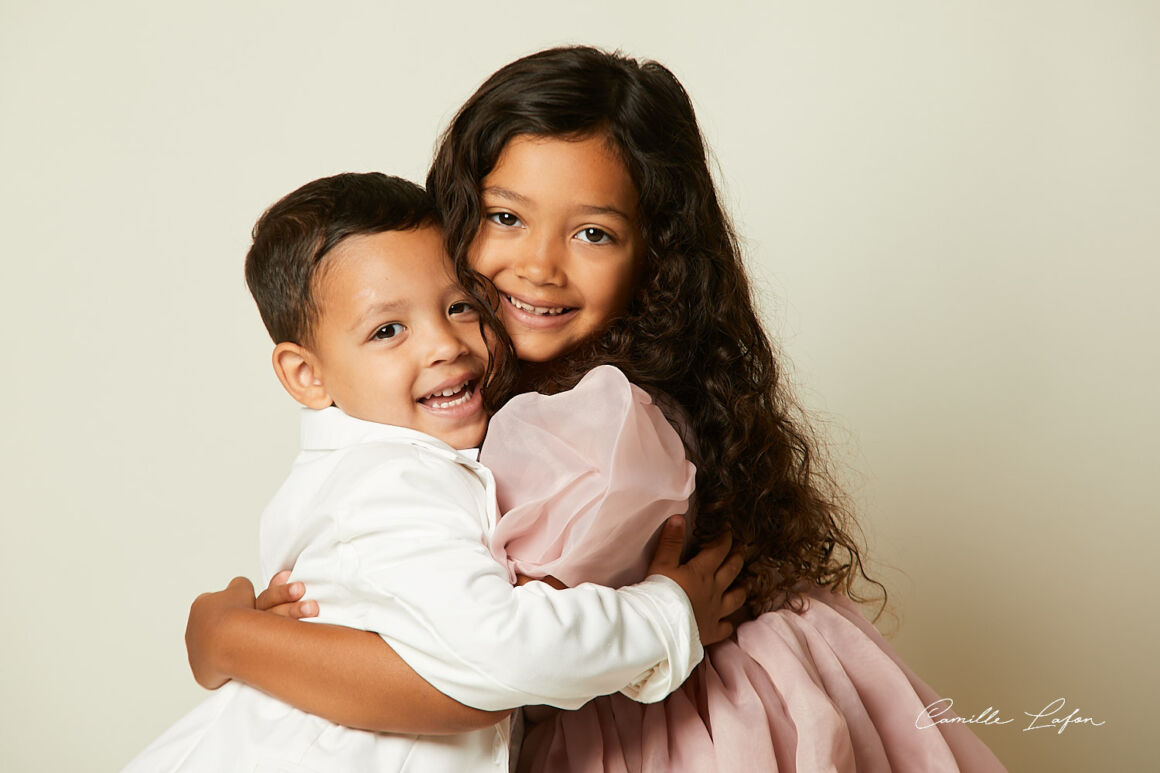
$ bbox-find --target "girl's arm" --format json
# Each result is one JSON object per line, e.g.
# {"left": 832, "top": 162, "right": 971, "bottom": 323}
{"left": 186, "top": 576, "right": 510, "bottom": 734}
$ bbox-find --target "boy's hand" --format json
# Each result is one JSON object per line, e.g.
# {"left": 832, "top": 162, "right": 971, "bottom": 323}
{"left": 646, "top": 516, "right": 746, "bottom": 646}
{"left": 185, "top": 576, "right": 256, "bottom": 690}
{"left": 255, "top": 570, "right": 319, "bottom": 619}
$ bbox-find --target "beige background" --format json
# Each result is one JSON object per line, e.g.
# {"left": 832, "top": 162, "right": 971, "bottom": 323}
{"left": 2, "top": 2, "right": 1156, "bottom": 770}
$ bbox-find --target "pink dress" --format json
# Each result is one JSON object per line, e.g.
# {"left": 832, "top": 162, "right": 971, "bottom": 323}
{"left": 481, "top": 366, "right": 1006, "bottom": 772}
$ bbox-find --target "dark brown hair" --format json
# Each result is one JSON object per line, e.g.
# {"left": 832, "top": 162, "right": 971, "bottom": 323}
{"left": 245, "top": 172, "right": 435, "bottom": 345}
{"left": 245, "top": 172, "right": 515, "bottom": 411}
{"left": 429, "top": 46, "right": 882, "bottom": 612}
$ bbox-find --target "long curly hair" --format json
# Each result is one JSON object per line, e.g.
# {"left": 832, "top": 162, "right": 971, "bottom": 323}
{"left": 428, "top": 46, "right": 882, "bottom": 613}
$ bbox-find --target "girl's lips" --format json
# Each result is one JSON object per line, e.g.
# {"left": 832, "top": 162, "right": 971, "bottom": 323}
{"left": 500, "top": 293, "right": 579, "bottom": 330}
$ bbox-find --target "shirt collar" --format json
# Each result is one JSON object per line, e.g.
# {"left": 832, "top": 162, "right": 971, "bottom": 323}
{"left": 300, "top": 406, "right": 480, "bottom": 462}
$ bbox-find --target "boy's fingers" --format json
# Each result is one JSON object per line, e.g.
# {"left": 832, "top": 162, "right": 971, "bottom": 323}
{"left": 706, "top": 620, "right": 735, "bottom": 645}
{"left": 721, "top": 586, "right": 747, "bottom": 616}
{"left": 686, "top": 532, "right": 732, "bottom": 572}
{"left": 716, "top": 551, "right": 745, "bottom": 585}
{"left": 648, "top": 516, "right": 687, "bottom": 571}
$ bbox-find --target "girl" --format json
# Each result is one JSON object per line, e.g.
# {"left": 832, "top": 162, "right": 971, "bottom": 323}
{"left": 189, "top": 46, "right": 1005, "bottom": 771}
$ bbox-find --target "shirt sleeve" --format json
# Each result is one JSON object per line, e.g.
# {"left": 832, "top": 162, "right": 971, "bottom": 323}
{"left": 286, "top": 443, "right": 702, "bottom": 712}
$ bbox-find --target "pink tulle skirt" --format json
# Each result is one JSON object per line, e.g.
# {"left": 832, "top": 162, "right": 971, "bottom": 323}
{"left": 519, "top": 587, "right": 1004, "bottom": 772}
{"left": 482, "top": 367, "right": 1005, "bottom": 772}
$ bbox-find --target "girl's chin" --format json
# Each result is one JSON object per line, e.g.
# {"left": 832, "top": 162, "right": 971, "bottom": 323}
{"left": 510, "top": 338, "right": 573, "bottom": 364}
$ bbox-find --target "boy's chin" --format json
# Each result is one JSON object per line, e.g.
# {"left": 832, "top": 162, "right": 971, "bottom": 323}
{"left": 430, "top": 420, "right": 487, "bottom": 451}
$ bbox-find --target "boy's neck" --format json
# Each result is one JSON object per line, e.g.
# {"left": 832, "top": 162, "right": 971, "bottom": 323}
{"left": 324, "top": 405, "right": 480, "bottom": 452}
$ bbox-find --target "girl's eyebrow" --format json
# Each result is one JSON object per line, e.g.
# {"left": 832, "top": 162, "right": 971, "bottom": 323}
{"left": 575, "top": 204, "right": 633, "bottom": 223}
{"left": 483, "top": 185, "right": 633, "bottom": 223}
{"left": 482, "top": 185, "right": 529, "bottom": 204}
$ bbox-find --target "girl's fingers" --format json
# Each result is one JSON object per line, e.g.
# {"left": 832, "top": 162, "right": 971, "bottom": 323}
{"left": 225, "top": 576, "right": 255, "bottom": 598}
{"left": 265, "top": 599, "right": 319, "bottom": 619}
{"left": 255, "top": 580, "right": 305, "bottom": 612}
{"left": 268, "top": 570, "right": 293, "bottom": 589}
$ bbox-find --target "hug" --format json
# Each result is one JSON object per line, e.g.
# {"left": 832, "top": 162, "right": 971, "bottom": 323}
{"left": 127, "top": 45, "right": 1005, "bottom": 772}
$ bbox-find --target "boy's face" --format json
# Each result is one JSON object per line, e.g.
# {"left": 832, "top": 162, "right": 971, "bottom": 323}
{"left": 306, "top": 226, "right": 489, "bottom": 449}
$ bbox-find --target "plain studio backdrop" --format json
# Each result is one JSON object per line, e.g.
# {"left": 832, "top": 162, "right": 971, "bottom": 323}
{"left": 2, "top": 2, "right": 1156, "bottom": 771}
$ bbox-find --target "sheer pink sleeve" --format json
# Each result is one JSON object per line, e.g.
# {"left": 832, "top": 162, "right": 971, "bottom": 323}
{"left": 480, "top": 365, "right": 696, "bottom": 589}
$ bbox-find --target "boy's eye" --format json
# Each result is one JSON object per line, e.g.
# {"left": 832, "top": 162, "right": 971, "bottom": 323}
{"left": 487, "top": 212, "right": 522, "bottom": 227}
{"left": 372, "top": 323, "right": 405, "bottom": 340}
{"left": 448, "top": 301, "right": 476, "bottom": 316}
{"left": 576, "top": 227, "right": 613, "bottom": 245}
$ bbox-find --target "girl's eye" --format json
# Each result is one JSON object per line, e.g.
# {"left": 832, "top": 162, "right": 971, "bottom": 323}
{"left": 372, "top": 323, "right": 405, "bottom": 340}
{"left": 487, "top": 212, "right": 522, "bottom": 227}
{"left": 576, "top": 227, "right": 613, "bottom": 245}
{"left": 448, "top": 301, "right": 476, "bottom": 316}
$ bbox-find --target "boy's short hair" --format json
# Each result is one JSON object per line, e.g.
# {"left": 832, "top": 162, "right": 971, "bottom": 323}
{"left": 245, "top": 172, "right": 436, "bottom": 345}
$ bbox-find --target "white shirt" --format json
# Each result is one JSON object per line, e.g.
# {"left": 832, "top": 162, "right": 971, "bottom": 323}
{"left": 125, "top": 407, "right": 701, "bottom": 772}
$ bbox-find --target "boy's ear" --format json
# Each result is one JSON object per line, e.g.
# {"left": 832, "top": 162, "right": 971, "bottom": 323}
{"left": 272, "top": 342, "right": 332, "bottom": 410}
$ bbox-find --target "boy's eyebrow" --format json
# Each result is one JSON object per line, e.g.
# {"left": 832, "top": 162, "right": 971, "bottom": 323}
{"left": 482, "top": 186, "right": 633, "bottom": 223}
{"left": 351, "top": 300, "right": 405, "bottom": 331}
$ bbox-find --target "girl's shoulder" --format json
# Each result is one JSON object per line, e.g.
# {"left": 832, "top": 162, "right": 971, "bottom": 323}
{"left": 482, "top": 365, "right": 696, "bottom": 588}
{"left": 488, "top": 365, "right": 694, "bottom": 464}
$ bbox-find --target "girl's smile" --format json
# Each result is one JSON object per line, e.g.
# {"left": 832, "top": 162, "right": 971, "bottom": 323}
{"left": 470, "top": 133, "right": 643, "bottom": 363}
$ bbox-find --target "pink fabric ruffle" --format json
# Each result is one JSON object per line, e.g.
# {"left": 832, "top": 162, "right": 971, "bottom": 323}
{"left": 486, "top": 366, "right": 695, "bottom": 590}
{"left": 481, "top": 366, "right": 1006, "bottom": 772}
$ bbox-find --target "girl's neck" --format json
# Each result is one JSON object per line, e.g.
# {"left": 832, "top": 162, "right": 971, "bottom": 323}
{"left": 515, "top": 359, "right": 557, "bottom": 394}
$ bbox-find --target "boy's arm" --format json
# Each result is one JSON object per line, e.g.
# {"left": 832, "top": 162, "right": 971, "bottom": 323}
{"left": 187, "top": 520, "right": 740, "bottom": 733}
{"left": 186, "top": 576, "right": 509, "bottom": 734}
{"left": 298, "top": 450, "right": 738, "bottom": 711}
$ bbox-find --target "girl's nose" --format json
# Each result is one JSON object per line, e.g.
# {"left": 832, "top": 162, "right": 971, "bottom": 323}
{"left": 512, "top": 235, "right": 565, "bottom": 286}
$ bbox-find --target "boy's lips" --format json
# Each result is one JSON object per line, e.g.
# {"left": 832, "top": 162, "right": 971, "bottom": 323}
{"left": 500, "top": 292, "right": 578, "bottom": 329}
{"left": 418, "top": 375, "right": 482, "bottom": 417}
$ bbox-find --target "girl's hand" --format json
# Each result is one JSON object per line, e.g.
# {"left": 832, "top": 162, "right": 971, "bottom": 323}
{"left": 185, "top": 576, "right": 257, "bottom": 690}
{"left": 646, "top": 516, "right": 746, "bottom": 646}
{"left": 255, "top": 570, "right": 319, "bottom": 619}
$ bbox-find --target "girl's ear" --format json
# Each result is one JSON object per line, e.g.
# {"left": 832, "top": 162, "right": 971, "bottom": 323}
{"left": 272, "top": 342, "right": 333, "bottom": 410}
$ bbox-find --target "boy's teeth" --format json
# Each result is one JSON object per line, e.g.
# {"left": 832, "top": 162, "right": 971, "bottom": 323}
{"left": 507, "top": 295, "right": 567, "bottom": 315}
{"left": 424, "top": 380, "right": 473, "bottom": 409}
{"left": 432, "top": 386, "right": 472, "bottom": 409}
{"left": 429, "top": 380, "right": 468, "bottom": 399}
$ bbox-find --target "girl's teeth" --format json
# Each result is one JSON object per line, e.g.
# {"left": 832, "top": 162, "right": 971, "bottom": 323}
{"left": 508, "top": 295, "right": 567, "bottom": 315}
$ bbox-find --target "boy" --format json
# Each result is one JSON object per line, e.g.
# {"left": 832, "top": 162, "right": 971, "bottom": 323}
{"left": 126, "top": 173, "right": 739, "bottom": 772}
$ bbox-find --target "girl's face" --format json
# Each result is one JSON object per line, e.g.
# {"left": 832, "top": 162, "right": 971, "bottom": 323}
{"left": 470, "top": 133, "right": 643, "bottom": 363}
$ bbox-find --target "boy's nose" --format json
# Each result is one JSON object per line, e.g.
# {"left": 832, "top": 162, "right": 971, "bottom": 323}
{"left": 425, "top": 320, "right": 471, "bottom": 364}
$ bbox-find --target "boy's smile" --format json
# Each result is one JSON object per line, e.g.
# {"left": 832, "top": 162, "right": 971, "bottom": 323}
{"left": 293, "top": 226, "right": 489, "bottom": 449}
